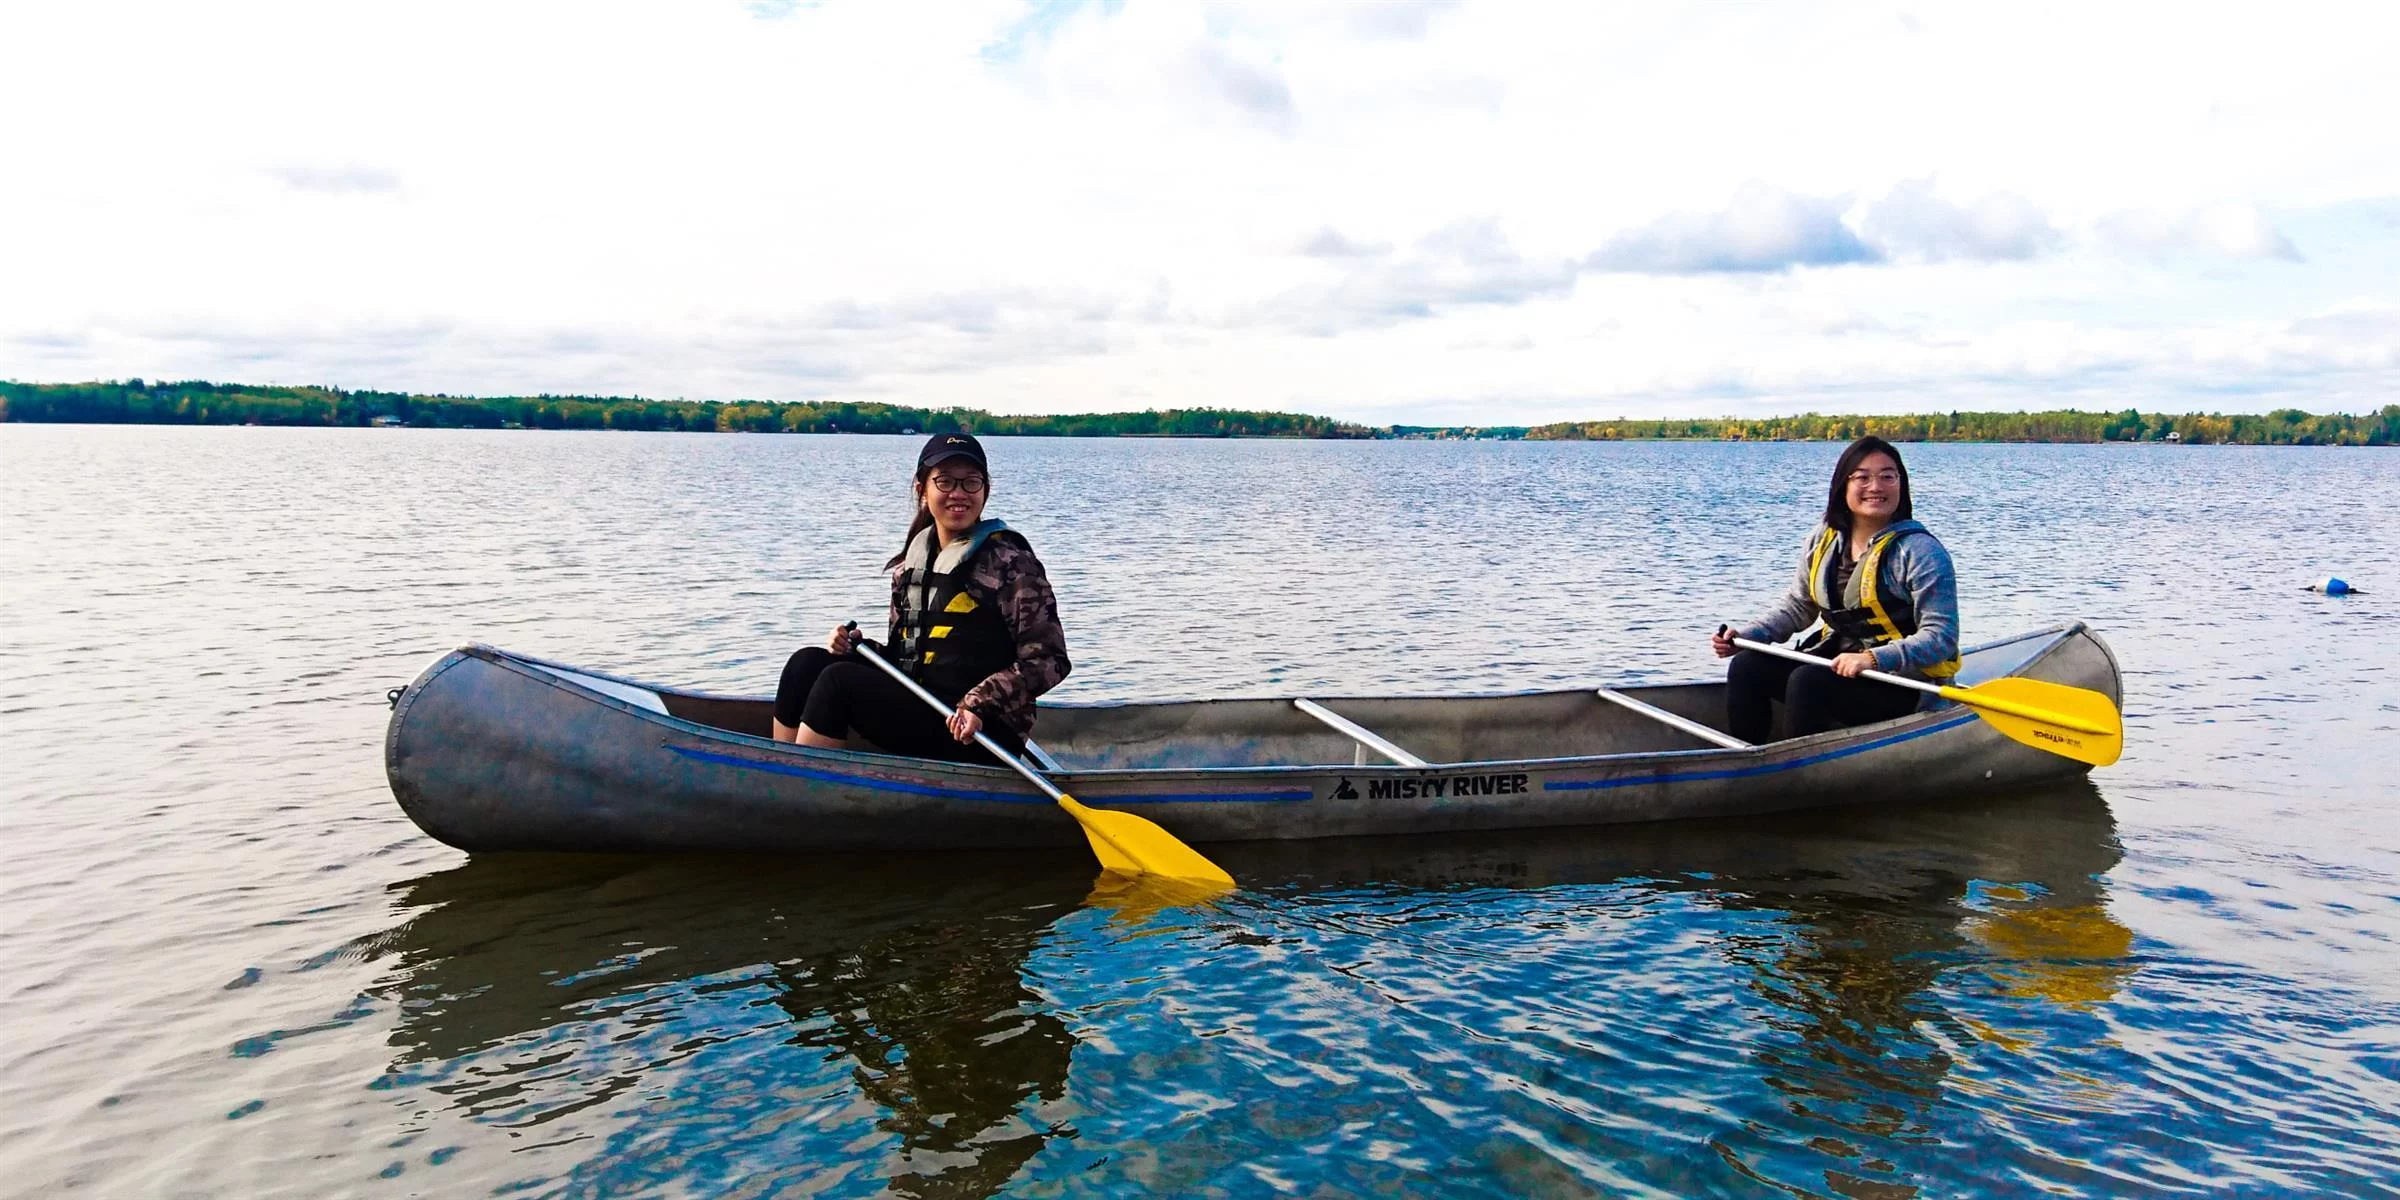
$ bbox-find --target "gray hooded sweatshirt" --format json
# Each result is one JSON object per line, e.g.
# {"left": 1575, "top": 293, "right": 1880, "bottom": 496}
{"left": 1735, "top": 519, "right": 1960, "bottom": 678}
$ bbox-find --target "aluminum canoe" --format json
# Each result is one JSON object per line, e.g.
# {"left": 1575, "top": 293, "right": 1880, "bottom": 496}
{"left": 384, "top": 624, "right": 2122, "bottom": 854}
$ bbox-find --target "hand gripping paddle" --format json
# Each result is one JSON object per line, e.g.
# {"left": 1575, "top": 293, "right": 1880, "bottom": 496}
{"left": 1724, "top": 630, "right": 2122, "bottom": 767}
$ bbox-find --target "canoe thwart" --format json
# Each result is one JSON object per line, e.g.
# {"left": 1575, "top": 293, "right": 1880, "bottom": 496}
{"left": 1594, "top": 687, "right": 1752, "bottom": 751}
{"left": 1023, "top": 739, "right": 1065, "bottom": 773}
{"left": 1293, "top": 698, "right": 1430, "bottom": 767}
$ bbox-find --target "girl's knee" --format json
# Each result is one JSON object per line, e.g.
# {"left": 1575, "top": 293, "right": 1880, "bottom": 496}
{"left": 816, "top": 660, "right": 878, "bottom": 693}
{"left": 1782, "top": 669, "right": 1851, "bottom": 736}
{"left": 779, "top": 646, "right": 835, "bottom": 694}
{"left": 802, "top": 661, "right": 878, "bottom": 728}
{"left": 776, "top": 647, "right": 841, "bottom": 726}
{"left": 1784, "top": 667, "right": 1838, "bottom": 707}
{"left": 1726, "top": 650, "right": 1780, "bottom": 692}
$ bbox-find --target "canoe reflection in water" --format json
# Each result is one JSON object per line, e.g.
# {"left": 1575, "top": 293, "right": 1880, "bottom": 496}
{"left": 360, "top": 851, "right": 1100, "bottom": 1198}
{"left": 354, "top": 783, "right": 2129, "bottom": 1197}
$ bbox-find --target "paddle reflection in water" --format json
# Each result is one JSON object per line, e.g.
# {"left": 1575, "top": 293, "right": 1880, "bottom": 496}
{"left": 1134, "top": 783, "right": 2131, "bottom": 1197}
{"left": 358, "top": 849, "right": 1104, "bottom": 1198}
{"left": 350, "top": 785, "right": 2130, "bottom": 1196}
{"left": 1664, "top": 786, "right": 2129, "bottom": 1192}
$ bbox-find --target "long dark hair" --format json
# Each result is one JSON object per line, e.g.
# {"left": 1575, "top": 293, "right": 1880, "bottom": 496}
{"left": 1823, "top": 435, "right": 1912, "bottom": 531}
{"left": 901, "top": 464, "right": 938, "bottom": 557}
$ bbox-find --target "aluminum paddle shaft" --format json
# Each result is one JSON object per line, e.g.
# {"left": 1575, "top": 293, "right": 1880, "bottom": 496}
{"left": 1724, "top": 632, "right": 2122, "bottom": 766}
{"left": 845, "top": 635, "right": 1236, "bottom": 887}
{"left": 1729, "top": 635, "right": 1946, "bottom": 698}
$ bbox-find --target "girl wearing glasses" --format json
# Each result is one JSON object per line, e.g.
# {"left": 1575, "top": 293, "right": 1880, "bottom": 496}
{"left": 1710, "top": 435, "right": 1959, "bottom": 743}
{"left": 771, "top": 433, "right": 1071, "bottom": 762}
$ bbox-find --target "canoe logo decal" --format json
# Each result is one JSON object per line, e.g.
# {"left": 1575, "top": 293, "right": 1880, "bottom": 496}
{"left": 1330, "top": 777, "right": 1359, "bottom": 800}
{"left": 1367, "top": 773, "right": 1529, "bottom": 800}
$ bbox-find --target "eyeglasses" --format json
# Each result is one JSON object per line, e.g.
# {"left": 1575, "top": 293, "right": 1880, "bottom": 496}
{"left": 928, "top": 475, "right": 986, "bottom": 495}
{"left": 1846, "top": 470, "right": 1902, "bottom": 487}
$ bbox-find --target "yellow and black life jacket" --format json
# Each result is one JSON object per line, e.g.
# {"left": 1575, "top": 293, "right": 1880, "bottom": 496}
{"left": 1802, "top": 526, "right": 1961, "bottom": 679}
{"left": 892, "top": 520, "right": 1018, "bottom": 703}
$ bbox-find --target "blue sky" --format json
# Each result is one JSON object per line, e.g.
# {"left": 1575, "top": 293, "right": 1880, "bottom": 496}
{"left": 2, "top": 0, "right": 2394, "bottom": 422}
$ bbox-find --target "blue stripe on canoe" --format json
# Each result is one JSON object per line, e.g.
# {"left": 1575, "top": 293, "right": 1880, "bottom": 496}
{"left": 1541, "top": 712, "right": 1980, "bottom": 791}
{"left": 665, "top": 744, "right": 1313, "bottom": 804}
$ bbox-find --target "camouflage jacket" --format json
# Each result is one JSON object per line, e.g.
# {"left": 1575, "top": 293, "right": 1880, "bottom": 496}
{"left": 881, "top": 530, "right": 1070, "bottom": 738}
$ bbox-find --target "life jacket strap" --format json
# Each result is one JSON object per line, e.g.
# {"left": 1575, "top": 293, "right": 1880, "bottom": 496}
{"left": 1805, "top": 527, "right": 1960, "bottom": 679}
{"left": 893, "top": 520, "right": 1017, "bottom": 692}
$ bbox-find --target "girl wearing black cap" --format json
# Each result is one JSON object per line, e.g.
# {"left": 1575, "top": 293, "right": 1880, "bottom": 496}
{"left": 771, "top": 434, "right": 1072, "bottom": 763}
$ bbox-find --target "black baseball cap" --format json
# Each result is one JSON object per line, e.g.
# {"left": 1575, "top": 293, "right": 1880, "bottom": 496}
{"left": 917, "top": 433, "right": 988, "bottom": 473}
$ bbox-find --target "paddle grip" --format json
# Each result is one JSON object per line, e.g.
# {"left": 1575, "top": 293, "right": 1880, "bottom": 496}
{"left": 1727, "top": 633, "right": 1944, "bottom": 696}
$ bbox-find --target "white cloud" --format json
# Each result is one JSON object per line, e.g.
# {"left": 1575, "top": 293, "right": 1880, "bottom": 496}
{"left": 1295, "top": 228, "right": 1391, "bottom": 259}
{"left": 1859, "top": 179, "right": 2061, "bottom": 262}
{"left": 1584, "top": 180, "right": 2070, "bottom": 274}
{"left": 1182, "top": 43, "right": 1297, "bottom": 133}
{"left": 265, "top": 165, "right": 403, "bottom": 195}
{"left": 1252, "top": 218, "right": 1580, "bottom": 333}
{"left": 1343, "top": 1, "right": 1459, "bottom": 40}
{"left": 1585, "top": 185, "right": 1878, "bottom": 275}
{"left": 2286, "top": 300, "right": 2400, "bottom": 345}
{"left": 2098, "top": 203, "right": 2304, "bottom": 261}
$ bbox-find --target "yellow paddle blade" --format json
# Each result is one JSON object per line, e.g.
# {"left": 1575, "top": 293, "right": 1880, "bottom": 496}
{"left": 1084, "top": 871, "right": 1237, "bottom": 920}
{"left": 1056, "top": 795, "right": 1236, "bottom": 888}
{"left": 1940, "top": 676, "right": 2123, "bottom": 768}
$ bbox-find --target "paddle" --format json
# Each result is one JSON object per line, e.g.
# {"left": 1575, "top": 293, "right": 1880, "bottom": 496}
{"left": 1722, "top": 629, "right": 2123, "bottom": 767}
{"left": 843, "top": 628, "right": 1236, "bottom": 889}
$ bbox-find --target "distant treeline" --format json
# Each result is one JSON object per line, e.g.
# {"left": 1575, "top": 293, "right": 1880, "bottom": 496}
{"left": 1524, "top": 407, "right": 2400, "bottom": 447}
{"left": 0, "top": 380, "right": 1375, "bottom": 439}
{"left": 3, "top": 380, "right": 2395, "bottom": 446}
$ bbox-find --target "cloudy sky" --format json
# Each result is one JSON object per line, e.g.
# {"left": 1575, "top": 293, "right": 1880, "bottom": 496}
{"left": 4, "top": 1, "right": 2395, "bottom": 423}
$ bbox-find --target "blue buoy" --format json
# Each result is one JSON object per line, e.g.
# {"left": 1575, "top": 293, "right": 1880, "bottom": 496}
{"left": 2308, "top": 577, "right": 2359, "bottom": 596}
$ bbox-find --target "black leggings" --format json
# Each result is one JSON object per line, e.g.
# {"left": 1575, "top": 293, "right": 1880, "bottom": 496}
{"left": 1725, "top": 648, "right": 1921, "bottom": 744}
{"left": 774, "top": 647, "right": 1017, "bottom": 765}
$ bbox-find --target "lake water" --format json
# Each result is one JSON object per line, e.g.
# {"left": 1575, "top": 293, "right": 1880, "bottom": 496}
{"left": 2, "top": 425, "right": 2395, "bottom": 1198}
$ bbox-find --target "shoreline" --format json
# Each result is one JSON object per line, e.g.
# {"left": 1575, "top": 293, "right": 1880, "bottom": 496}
{"left": 5, "top": 380, "right": 2395, "bottom": 447}
{"left": 8, "top": 421, "right": 2392, "bottom": 448}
